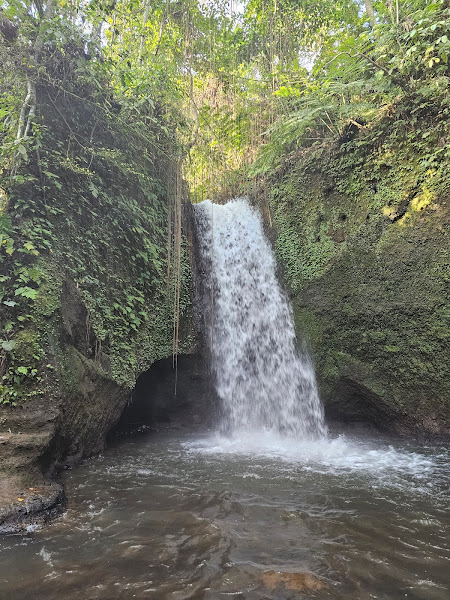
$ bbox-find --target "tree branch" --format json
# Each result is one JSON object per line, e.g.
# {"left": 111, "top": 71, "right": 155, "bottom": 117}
{"left": 154, "top": 0, "right": 170, "bottom": 57}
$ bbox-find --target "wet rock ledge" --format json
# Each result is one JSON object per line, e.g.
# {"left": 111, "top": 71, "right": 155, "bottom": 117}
{"left": 0, "top": 352, "right": 213, "bottom": 533}
{"left": 0, "top": 432, "right": 64, "bottom": 534}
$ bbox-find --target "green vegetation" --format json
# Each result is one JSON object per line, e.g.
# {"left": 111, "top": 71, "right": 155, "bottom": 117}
{"left": 0, "top": 1, "right": 194, "bottom": 405}
{"left": 253, "top": 2, "right": 450, "bottom": 176}
{"left": 0, "top": 0, "right": 449, "bottom": 433}
{"left": 0, "top": 78, "right": 194, "bottom": 404}
{"left": 2, "top": 1, "right": 448, "bottom": 209}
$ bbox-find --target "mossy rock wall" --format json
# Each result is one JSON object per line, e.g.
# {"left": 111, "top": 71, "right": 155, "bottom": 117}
{"left": 270, "top": 142, "right": 450, "bottom": 438}
{"left": 0, "top": 80, "right": 195, "bottom": 492}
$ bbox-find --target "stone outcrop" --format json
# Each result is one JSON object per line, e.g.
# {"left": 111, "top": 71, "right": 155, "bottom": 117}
{"left": 268, "top": 141, "right": 450, "bottom": 438}
{"left": 0, "top": 81, "right": 198, "bottom": 529}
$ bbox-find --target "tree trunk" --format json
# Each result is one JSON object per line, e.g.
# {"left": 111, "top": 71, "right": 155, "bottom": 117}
{"left": 12, "top": 0, "right": 55, "bottom": 173}
{"left": 364, "top": 0, "right": 377, "bottom": 29}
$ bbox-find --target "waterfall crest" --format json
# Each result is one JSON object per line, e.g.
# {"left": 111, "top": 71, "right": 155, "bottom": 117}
{"left": 194, "top": 198, "right": 327, "bottom": 440}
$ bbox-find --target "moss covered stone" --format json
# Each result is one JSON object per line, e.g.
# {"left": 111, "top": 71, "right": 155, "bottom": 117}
{"left": 0, "top": 78, "right": 196, "bottom": 508}
{"left": 270, "top": 138, "right": 450, "bottom": 438}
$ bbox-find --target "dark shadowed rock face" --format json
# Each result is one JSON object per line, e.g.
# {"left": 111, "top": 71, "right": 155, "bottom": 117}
{"left": 111, "top": 354, "right": 215, "bottom": 436}
{"left": 0, "top": 289, "right": 207, "bottom": 532}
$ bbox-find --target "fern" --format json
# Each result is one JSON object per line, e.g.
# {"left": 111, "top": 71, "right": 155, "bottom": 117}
{"left": 252, "top": 81, "right": 386, "bottom": 175}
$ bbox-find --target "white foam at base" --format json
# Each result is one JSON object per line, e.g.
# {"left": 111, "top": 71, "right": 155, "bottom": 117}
{"left": 183, "top": 431, "right": 435, "bottom": 477}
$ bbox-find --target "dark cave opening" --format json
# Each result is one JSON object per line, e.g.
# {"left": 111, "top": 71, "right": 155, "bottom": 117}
{"left": 110, "top": 354, "right": 215, "bottom": 437}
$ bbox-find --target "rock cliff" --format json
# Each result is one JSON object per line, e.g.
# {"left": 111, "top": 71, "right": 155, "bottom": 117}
{"left": 269, "top": 138, "right": 450, "bottom": 438}
{"left": 0, "top": 80, "right": 197, "bottom": 530}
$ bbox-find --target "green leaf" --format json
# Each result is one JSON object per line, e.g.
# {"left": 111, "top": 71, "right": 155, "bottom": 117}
{"left": 89, "top": 182, "right": 99, "bottom": 198}
{"left": 1, "top": 340, "right": 16, "bottom": 352}
{"left": 16, "top": 366, "right": 28, "bottom": 375}
{"left": 14, "top": 287, "right": 38, "bottom": 299}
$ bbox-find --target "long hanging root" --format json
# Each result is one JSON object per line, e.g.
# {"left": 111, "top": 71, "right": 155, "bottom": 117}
{"left": 210, "top": 200, "right": 214, "bottom": 350}
{"left": 172, "top": 159, "right": 183, "bottom": 395}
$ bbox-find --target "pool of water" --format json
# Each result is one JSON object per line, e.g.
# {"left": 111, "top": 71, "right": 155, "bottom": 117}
{"left": 1, "top": 431, "right": 449, "bottom": 599}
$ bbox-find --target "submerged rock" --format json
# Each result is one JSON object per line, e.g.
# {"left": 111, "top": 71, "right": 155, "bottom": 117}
{"left": 261, "top": 569, "right": 327, "bottom": 591}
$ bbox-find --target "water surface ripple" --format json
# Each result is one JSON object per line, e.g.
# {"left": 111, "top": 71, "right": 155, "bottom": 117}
{"left": 1, "top": 432, "right": 449, "bottom": 599}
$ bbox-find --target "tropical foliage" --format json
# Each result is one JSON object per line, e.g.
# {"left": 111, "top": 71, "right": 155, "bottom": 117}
{"left": 2, "top": 1, "right": 448, "bottom": 191}
{"left": 1, "top": 0, "right": 449, "bottom": 403}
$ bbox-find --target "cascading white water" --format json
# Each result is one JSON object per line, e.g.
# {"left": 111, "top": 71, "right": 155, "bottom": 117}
{"left": 194, "top": 197, "right": 327, "bottom": 440}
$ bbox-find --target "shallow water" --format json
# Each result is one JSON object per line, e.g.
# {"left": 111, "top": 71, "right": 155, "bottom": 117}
{"left": 1, "top": 431, "right": 449, "bottom": 600}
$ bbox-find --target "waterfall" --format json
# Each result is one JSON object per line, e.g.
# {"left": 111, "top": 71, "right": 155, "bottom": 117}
{"left": 194, "top": 198, "right": 327, "bottom": 440}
